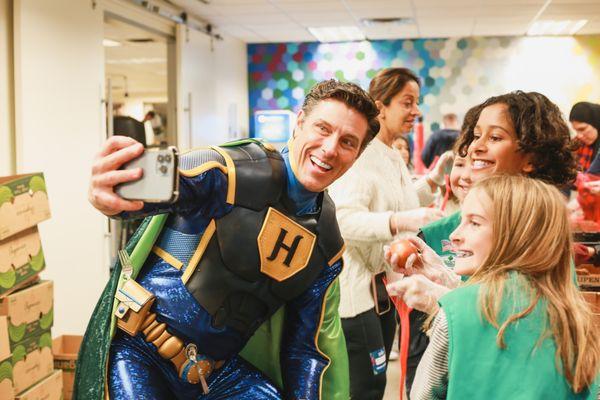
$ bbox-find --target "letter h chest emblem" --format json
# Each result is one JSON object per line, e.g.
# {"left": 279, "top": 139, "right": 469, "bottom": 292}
{"left": 257, "top": 207, "right": 316, "bottom": 282}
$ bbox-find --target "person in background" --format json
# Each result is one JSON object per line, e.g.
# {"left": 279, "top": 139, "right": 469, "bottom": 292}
{"left": 569, "top": 102, "right": 600, "bottom": 175}
{"left": 328, "top": 67, "right": 452, "bottom": 400}
{"left": 400, "top": 175, "right": 600, "bottom": 399}
{"left": 421, "top": 113, "right": 460, "bottom": 168}
{"left": 143, "top": 110, "right": 166, "bottom": 145}
{"left": 436, "top": 151, "right": 468, "bottom": 216}
{"left": 392, "top": 135, "right": 413, "bottom": 172}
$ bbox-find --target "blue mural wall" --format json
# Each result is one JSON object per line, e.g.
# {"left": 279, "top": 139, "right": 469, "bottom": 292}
{"left": 248, "top": 35, "right": 600, "bottom": 137}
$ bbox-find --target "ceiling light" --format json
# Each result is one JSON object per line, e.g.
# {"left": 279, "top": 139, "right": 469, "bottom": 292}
{"left": 103, "top": 39, "right": 122, "bottom": 47}
{"left": 527, "top": 20, "right": 587, "bottom": 36}
{"left": 307, "top": 26, "right": 366, "bottom": 43}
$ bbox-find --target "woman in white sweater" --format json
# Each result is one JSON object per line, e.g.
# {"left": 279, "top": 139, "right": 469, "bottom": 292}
{"left": 328, "top": 68, "right": 451, "bottom": 400}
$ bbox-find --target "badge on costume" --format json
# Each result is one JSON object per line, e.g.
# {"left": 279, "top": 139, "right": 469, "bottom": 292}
{"left": 257, "top": 207, "right": 316, "bottom": 282}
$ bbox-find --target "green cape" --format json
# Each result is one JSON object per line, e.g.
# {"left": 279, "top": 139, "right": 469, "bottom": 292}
{"left": 73, "top": 215, "right": 349, "bottom": 399}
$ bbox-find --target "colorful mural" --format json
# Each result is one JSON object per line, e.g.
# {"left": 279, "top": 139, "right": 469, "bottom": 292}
{"left": 248, "top": 35, "right": 600, "bottom": 137}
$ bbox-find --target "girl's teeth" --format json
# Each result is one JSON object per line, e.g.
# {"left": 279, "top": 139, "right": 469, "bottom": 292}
{"left": 473, "top": 160, "right": 491, "bottom": 169}
{"left": 453, "top": 250, "right": 473, "bottom": 258}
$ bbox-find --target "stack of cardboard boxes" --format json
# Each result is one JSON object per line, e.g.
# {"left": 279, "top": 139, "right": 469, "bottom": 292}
{"left": 0, "top": 173, "right": 62, "bottom": 400}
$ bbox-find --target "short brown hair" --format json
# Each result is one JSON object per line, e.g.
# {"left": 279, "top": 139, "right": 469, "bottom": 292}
{"left": 368, "top": 68, "right": 420, "bottom": 106}
{"left": 302, "top": 79, "right": 380, "bottom": 149}
{"left": 455, "top": 91, "right": 577, "bottom": 188}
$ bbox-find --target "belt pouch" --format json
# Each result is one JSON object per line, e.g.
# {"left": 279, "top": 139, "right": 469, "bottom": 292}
{"left": 114, "top": 279, "right": 156, "bottom": 336}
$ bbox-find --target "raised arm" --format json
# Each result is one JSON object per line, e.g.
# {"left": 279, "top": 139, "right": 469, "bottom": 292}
{"left": 88, "top": 136, "right": 231, "bottom": 219}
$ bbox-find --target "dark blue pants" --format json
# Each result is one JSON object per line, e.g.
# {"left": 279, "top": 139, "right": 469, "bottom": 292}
{"left": 108, "top": 333, "right": 282, "bottom": 400}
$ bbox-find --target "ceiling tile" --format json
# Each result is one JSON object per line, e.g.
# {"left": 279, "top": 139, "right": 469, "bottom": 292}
{"left": 261, "top": 30, "right": 316, "bottom": 43}
{"left": 169, "top": 0, "right": 600, "bottom": 42}
{"left": 219, "top": 13, "right": 295, "bottom": 24}
{"left": 201, "top": 3, "right": 280, "bottom": 17}
{"left": 292, "top": 13, "right": 357, "bottom": 26}
{"left": 273, "top": 2, "right": 348, "bottom": 13}
{"left": 472, "top": 23, "right": 530, "bottom": 36}
{"left": 576, "top": 20, "right": 600, "bottom": 34}
{"left": 363, "top": 24, "right": 419, "bottom": 40}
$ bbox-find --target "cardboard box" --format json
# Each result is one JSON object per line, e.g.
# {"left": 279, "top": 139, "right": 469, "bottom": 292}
{"left": 0, "top": 281, "right": 53, "bottom": 348}
{"left": 0, "top": 174, "right": 50, "bottom": 242}
{"left": 9, "top": 332, "right": 54, "bottom": 394}
{"left": 52, "top": 335, "right": 82, "bottom": 400}
{"left": 0, "top": 317, "right": 14, "bottom": 400}
{"left": 0, "top": 316, "right": 9, "bottom": 361}
{"left": 582, "top": 291, "right": 600, "bottom": 313}
{"left": 0, "top": 228, "right": 45, "bottom": 297}
{"left": 576, "top": 264, "right": 600, "bottom": 289}
{"left": 15, "top": 369, "right": 61, "bottom": 400}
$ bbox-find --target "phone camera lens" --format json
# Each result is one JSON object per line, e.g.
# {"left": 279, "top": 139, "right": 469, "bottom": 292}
{"left": 157, "top": 155, "right": 165, "bottom": 162}
{"left": 159, "top": 165, "right": 168, "bottom": 175}
{"left": 164, "top": 155, "right": 172, "bottom": 163}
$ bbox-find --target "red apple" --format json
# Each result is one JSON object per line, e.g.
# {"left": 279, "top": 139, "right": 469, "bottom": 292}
{"left": 390, "top": 239, "right": 419, "bottom": 270}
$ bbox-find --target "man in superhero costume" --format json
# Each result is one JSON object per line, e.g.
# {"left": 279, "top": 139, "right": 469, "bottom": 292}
{"left": 73, "top": 79, "right": 380, "bottom": 399}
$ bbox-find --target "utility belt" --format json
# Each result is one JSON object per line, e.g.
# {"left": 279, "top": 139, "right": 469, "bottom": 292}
{"left": 114, "top": 279, "right": 223, "bottom": 393}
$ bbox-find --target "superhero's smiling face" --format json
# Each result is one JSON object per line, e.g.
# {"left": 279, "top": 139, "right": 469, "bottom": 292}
{"left": 290, "top": 99, "right": 369, "bottom": 192}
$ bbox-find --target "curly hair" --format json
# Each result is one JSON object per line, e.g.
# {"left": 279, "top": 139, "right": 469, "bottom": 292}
{"left": 455, "top": 91, "right": 577, "bottom": 187}
{"left": 302, "top": 79, "right": 380, "bottom": 150}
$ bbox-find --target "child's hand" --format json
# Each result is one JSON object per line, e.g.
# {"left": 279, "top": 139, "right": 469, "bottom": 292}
{"left": 385, "top": 275, "right": 449, "bottom": 314}
{"left": 428, "top": 151, "right": 454, "bottom": 186}
{"left": 385, "top": 236, "right": 461, "bottom": 289}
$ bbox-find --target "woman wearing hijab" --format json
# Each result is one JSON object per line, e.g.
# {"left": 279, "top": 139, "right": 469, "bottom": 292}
{"left": 569, "top": 101, "right": 600, "bottom": 174}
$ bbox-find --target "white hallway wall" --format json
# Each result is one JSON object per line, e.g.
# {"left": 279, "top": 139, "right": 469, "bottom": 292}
{"left": 0, "top": 0, "right": 15, "bottom": 176}
{"left": 12, "top": 0, "right": 248, "bottom": 336}
{"left": 176, "top": 26, "right": 248, "bottom": 150}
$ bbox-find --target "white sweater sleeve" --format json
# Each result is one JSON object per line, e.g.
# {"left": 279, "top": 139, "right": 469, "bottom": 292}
{"left": 328, "top": 169, "right": 394, "bottom": 244}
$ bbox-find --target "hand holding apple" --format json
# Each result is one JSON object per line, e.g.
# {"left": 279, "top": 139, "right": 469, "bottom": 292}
{"left": 384, "top": 236, "right": 461, "bottom": 289}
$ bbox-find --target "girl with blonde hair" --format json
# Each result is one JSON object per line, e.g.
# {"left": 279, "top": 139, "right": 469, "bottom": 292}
{"left": 397, "top": 174, "right": 600, "bottom": 399}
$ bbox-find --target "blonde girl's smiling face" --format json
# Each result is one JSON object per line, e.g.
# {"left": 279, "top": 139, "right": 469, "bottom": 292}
{"left": 449, "top": 189, "right": 494, "bottom": 276}
{"left": 468, "top": 103, "right": 533, "bottom": 182}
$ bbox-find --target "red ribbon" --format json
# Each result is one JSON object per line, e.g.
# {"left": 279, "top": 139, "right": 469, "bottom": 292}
{"left": 383, "top": 277, "right": 413, "bottom": 399}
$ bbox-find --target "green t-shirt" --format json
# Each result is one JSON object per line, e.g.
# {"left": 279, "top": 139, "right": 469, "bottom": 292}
{"left": 440, "top": 273, "right": 598, "bottom": 399}
{"left": 419, "top": 211, "right": 461, "bottom": 269}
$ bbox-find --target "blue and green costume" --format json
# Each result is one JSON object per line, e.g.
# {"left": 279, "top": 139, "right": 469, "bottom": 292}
{"left": 73, "top": 140, "right": 349, "bottom": 399}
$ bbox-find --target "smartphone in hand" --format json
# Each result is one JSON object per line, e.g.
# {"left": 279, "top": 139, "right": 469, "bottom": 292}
{"left": 116, "top": 146, "right": 179, "bottom": 203}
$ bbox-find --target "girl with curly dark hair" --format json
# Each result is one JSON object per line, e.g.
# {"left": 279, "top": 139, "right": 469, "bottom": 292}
{"left": 455, "top": 91, "right": 578, "bottom": 188}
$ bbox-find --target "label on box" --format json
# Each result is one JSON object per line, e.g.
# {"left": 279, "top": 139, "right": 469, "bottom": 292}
{"left": 577, "top": 275, "right": 600, "bottom": 287}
